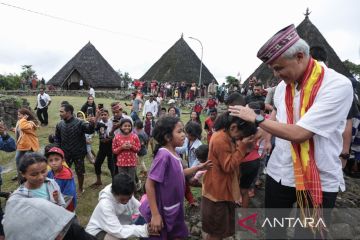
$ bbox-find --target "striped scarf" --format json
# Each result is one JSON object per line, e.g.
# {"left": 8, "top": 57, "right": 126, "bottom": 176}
{"left": 285, "top": 58, "right": 324, "bottom": 220}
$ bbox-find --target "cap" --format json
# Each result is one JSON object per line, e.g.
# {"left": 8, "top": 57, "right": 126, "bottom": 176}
{"left": 257, "top": 24, "right": 300, "bottom": 64}
{"left": 46, "top": 147, "right": 64, "bottom": 159}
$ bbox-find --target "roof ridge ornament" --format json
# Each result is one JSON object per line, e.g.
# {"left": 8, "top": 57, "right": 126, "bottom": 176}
{"left": 304, "top": 8, "right": 311, "bottom": 19}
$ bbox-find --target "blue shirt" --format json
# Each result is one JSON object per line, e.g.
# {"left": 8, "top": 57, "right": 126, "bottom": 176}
{"left": 0, "top": 135, "right": 16, "bottom": 152}
{"left": 29, "top": 183, "right": 50, "bottom": 200}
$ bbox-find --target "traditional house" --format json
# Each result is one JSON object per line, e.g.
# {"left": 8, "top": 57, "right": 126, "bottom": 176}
{"left": 247, "top": 10, "right": 353, "bottom": 87}
{"left": 47, "top": 42, "right": 121, "bottom": 90}
{"left": 140, "top": 35, "right": 217, "bottom": 85}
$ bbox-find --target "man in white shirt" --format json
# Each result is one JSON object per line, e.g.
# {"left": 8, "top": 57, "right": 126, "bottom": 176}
{"left": 79, "top": 79, "right": 84, "bottom": 90}
{"left": 89, "top": 86, "right": 95, "bottom": 98}
{"left": 35, "top": 87, "right": 51, "bottom": 126}
{"left": 86, "top": 173, "right": 150, "bottom": 239}
{"left": 142, "top": 95, "right": 158, "bottom": 118}
{"left": 229, "top": 24, "right": 353, "bottom": 239}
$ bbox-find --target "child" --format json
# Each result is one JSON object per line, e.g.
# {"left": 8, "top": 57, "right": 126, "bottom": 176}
{"left": 46, "top": 147, "right": 77, "bottom": 212}
{"left": 204, "top": 108, "right": 217, "bottom": 143}
{"left": 201, "top": 112, "right": 257, "bottom": 239}
{"left": 188, "top": 111, "right": 201, "bottom": 125}
{"left": 139, "top": 116, "right": 211, "bottom": 239}
{"left": 144, "top": 111, "right": 156, "bottom": 153}
{"left": 176, "top": 121, "right": 203, "bottom": 206}
{"left": 86, "top": 173, "right": 149, "bottom": 239}
{"left": 204, "top": 96, "right": 218, "bottom": 115}
{"left": 159, "top": 108, "right": 167, "bottom": 118}
{"left": 134, "top": 120, "right": 149, "bottom": 175}
{"left": 112, "top": 118, "right": 141, "bottom": 183}
{"left": 13, "top": 108, "right": 40, "bottom": 181}
{"left": 92, "top": 109, "right": 115, "bottom": 187}
{"left": 193, "top": 100, "right": 203, "bottom": 117}
{"left": 190, "top": 144, "right": 209, "bottom": 186}
{"left": 12, "top": 152, "right": 65, "bottom": 207}
{"left": 77, "top": 111, "right": 95, "bottom": 164}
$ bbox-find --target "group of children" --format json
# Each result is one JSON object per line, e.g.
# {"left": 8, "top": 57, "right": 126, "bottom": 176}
{"left": 5, "top": 93, "right": 264, "bottom": 239}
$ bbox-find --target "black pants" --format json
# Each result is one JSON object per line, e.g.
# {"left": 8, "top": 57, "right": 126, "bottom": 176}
{"left": 63, "top": 221, "right": 97, "bottom": 240}
{"left": 36, "top": 107, "right": 48, "bottom": 125}
{"left": 94, "top": 142, "right": 115, "bottom": 178}
{"left": 265, "top": 175, "right": 337, "bottom": 240}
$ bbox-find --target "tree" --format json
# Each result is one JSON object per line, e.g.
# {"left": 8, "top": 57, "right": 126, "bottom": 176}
{"left": 343, "top": 60, "right": 360, "bottom": 80}
{"left": 116, "top": 69, "right": 133, "bottom": 83}
{"left": 21, "top": 65, "right": 35, "bottom": 79}
{"left": 0, "top": 74, "right": 21, "bottom": 90}
{"left": 225, "top": 76, "right": 239, "bottom": 87}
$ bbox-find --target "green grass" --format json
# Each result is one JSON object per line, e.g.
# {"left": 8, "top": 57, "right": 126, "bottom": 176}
{"left": 0, "top": 96, "right": 206, "bottom": 226}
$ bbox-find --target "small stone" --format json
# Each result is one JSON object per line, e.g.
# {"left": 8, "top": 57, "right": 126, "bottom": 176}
{"left": 196, "top": 221, "right": 202, "bottom": 228}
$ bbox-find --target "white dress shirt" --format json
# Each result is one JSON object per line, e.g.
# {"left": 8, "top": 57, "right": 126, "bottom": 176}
{"left": 267, "top": 65, "right": 353, "bottom": 192}
{"left": 37, "top": 93, "right": 51, "bottom": 109}
{"left": 142, "top": 100, "right": 158, "bottom": 117}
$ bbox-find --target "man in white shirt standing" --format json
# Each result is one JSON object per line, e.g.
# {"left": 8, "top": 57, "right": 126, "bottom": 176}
{"left": 79, "top": 79, "right": 84, "bottom": 90}
{"left": 89, "top": 86, "right": 95, "bottom": 98}
{"left": 142, "top": 95, "right": 158, "bottom": 119}
{"left": 229, "top": 24, "right": 353, "bottom": 239}
{"left": 35, "top": 87, "right": 51, "bottom": 126}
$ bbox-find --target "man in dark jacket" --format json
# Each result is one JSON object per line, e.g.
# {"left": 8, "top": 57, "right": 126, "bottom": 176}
{"left": 55, "top": 104, "right": 95, "bottom": 193}
{"left": 245, "top": 82, "right": 266, "bottom": 104}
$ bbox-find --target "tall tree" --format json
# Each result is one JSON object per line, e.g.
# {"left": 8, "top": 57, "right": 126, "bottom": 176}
{"left": 21, "top": 65, "right": 35, "bottom": 79}
{"left": 343, "top": 60, "right": 360, "bottom": 80}
{"left": 225, "top": 76, "right": 239, "bottom": 87}
{"left": 117, "top": 69, "right": 133, "bottom": 83}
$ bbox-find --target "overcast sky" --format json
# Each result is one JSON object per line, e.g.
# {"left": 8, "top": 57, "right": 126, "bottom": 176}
{"left": 0, "top": 0, "right": 359, "bottom": 84}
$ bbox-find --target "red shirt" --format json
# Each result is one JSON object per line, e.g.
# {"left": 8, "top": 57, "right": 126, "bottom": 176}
{"left": 204, "top": 117, "right": 215, "bottom": 143}
{"left": 193, "top": 104, "right": 203, "bottom": 114}
{"left": 112, "top": 133, "right": 141, "bottom": 167}
{"left": 206, "top": 99, "right": 217, "bottom": 109}
{"left": 242, "top": 144, "right": 260, "bottom": 163}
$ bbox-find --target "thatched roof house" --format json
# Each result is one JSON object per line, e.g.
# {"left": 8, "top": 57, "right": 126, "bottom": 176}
{"left": 47, "top": 42, "right": 121, "bottom": 90}
{"left": 140, "top": 35, "right": 217, "bottom": 85}
{"left": 247, "top": 13, "right": 353, "bottom": 87}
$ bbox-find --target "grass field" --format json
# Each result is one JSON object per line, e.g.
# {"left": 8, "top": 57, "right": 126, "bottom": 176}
{"left": 0, "top": 96, "right": 204, "bottom": 226}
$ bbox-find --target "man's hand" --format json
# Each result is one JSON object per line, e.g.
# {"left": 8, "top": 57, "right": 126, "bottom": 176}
{"left": 88, "top": 117, "right": 96, "bottom": 125}
{"left": 228, "top": 105, "right": 257, "bottom": 123}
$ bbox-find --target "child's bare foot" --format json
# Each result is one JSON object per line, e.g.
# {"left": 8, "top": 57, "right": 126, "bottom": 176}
{"left": 77, "top": 189, "right": 85, "bottom": 198}
{"left": 90, "top": 182, "right": 102, "bottom": 188}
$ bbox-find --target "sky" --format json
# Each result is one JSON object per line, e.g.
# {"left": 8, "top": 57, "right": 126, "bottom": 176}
{"left": 0, "top": 0, "right": 359, "bottom": 84}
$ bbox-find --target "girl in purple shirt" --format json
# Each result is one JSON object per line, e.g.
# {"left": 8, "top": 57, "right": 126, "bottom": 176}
{"left": 140, "top": 116, "right": 212, "bottom": 239}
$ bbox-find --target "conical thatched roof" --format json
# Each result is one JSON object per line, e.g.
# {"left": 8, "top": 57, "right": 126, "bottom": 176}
{"left": 140, "top": 36, "right": 217, "bottom": 85}
{"left": 247, "top": 14, "right": 353, "bottom": 86}
{"left": 47, "top": 42, "right": 121, "bottom": 88}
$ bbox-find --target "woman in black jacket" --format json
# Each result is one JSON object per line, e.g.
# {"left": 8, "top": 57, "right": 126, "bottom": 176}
{"left": 80, "top": 95, "right": 96, "bottom": 118}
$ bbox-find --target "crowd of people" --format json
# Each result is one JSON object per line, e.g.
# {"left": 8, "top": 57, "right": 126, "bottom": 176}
{"left": 0, "top": 24, "right": 359, "bottom": 240}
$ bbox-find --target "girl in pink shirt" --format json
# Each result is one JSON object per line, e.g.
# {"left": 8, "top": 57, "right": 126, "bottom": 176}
{"left": 112, "top": 118, "right": 141, "bottom": 182}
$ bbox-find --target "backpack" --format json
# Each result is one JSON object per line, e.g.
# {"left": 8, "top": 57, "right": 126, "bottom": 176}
{"left": 39, "top": 95, "right": 47, "bottom": 107}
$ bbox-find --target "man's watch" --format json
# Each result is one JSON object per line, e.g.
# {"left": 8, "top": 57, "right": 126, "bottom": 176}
{"left": 255, "top": 115, "right": 265, "bottom": 127}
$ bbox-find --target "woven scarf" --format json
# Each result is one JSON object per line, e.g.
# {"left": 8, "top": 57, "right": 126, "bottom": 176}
{"left": 285, "top": 58, "right": 324, "bottom": 215}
